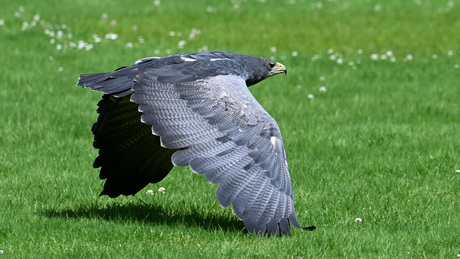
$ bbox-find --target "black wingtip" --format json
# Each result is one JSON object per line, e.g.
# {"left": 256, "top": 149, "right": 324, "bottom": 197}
{"left": 302, "top": 225, "right": 316, "bottom": 231}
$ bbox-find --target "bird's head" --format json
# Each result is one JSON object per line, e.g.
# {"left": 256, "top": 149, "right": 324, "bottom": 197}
{"left": 243, "top": 56, "right": 287, "bottom": 86}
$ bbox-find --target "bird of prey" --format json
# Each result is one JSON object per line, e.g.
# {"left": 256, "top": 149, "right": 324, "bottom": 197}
{"left": 78, "top": 50, "right": 310, "bottom": 236}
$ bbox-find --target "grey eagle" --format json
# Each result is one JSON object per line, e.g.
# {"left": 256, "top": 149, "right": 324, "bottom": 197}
{"left": 78, "top": 51, "right": 311, "bottom": 236}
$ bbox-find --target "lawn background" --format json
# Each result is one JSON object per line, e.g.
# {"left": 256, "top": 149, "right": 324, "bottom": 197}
{"left": 1, "top": 0, "right": 459, "bottom": 258}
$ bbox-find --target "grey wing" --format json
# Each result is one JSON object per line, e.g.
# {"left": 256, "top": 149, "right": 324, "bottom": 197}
{"left": 131, "top": 72, "right": 301, "bottom": 236}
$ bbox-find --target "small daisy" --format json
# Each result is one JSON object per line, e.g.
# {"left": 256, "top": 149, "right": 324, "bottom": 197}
{"left": 319, "top": 86, "right": 326, "bottom": 93}
{"left": 270, "top": 46, "right": 277, "bottom": 53}
{"left": 370, "top": 54, "right": 379, "bottom": 61}
{"left": 146, "top": 190, "right": 154, "bottom": 196}
{"left": 355, "top": 218, "right": 362, "bottom": 223}
{"left": 307, "top": 94, "right": 314, "bottom": 100}
{"left": 158, "top": 187, "right": 166, "bottom": 194}
{"left": 336, "top": 58, "right": 343, "bottom": 65}
{"left": 455, "top": 169, "right": 460, "bottom": 173}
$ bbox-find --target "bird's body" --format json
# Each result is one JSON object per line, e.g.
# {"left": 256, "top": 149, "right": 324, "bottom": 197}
{"left": 78, "top": 51, "right": 307, "bottom": 236}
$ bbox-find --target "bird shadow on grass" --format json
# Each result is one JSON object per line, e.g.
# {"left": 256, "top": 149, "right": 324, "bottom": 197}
{"left": 42, "top": 199, "right": 245, "bottom": 234}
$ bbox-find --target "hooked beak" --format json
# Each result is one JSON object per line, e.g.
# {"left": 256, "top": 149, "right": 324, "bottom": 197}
{"left": 270, "top": 62, "right": 287, "bottom": 76}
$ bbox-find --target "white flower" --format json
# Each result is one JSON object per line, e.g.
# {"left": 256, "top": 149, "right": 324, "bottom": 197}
{"left": 311, "top": 55, "right": 321, "bottom": 61}
{"left": 448, "top": 50, "right": 454, "bottom": 57}
{"left": 405, "top": 54, "right": 413, "bottom": 61}
{"left": 270, "top": 46, "right": 277, "bottom": 53}
{"left": 371, "top": 53, "right": 379, "bottom": 60}
{"left": 327, "top": 49, "right": 334, "bottom": 54}
{"left": 432, "top": 54, "right": 438, "bottom": 59}
{"left": 456, "top": 169, "right": 460, "bottom": 173}
{"left": 355, "top": 218, "right": 362, "bottom": 223}
{"left": 0, "top": 19, "right": 4, "bottom": 26}
{"left": 374, "top": 4, "right": 381, "bottom": 12}
{"left": 291, "top": 51, "right": 298, "bottom": 57}
{"left": 146, "top": 190, "right": 154, "bottom": 196}
{"left": 126, "top": 42, "right": 133, "bottom": 48}
{"left": 56, "top": 30, "right": 63, "bottom": 39}
{"left": 92, "top": 34, "right": 102, "bottom": 43}
{"left": 307, "top": 94, "right": 314, "bottom": 99}
{"left": 357, "top": 49, "right": 363, "bottom": 55}
{"left": 58, "top": 67, "right": 64, "bottom": 72}
{"left": 336, "top": 58, "right": 343, "bottom": 65}
{"left": 102, "top": 13, "right": 108, "bottom": 20}
{"left": 153, "top": 0, "right": 161, "bottom": 6}
{"left": 33, "top": 14, "right": 40, "bottom": 21}
{"left": 386, "top": 50, "right": 393, "bottom": 57}
{"left": 21, "top": 21, "right": 29, "bottom": 31}
{"left": 188, "top": 28, "right": 201, "bottom": 40}
{"left": 138, "top": 36, "right": 145, "bottom": 44}
{"left": 329, "top": 54, "right": 336, "bottom": 60}
{"left": 390, "top": 57, "right": 397, "bottom": 62}
{"left": 0, "top": 250, "right": 3, "bottom": 254}
{"left": 105, "top": 33, "right": 118, "bottom": 40}
{"left": 455, "top": 64, "right": 459, "bottom": 69}
{"left": 319, "top": 76, "right": 325, "bottom": 81}
{"left": 169, "top": 31, "right": 176, "bottom": 37}
{"left": 56, "top": 44, "right": 63, "bottom": 50}
{"left": 158, "top": 187, "right": 166, "bottom": 194}
{"left": 85, "top": 44, "right": 94, "bottom": 51}
{"left": 177, "top": 40, "right": 186, "bottom": 49}
{"left": 132, "top": 25, "right": 138, "bottom": 31}
{"left": 380, "top": 54, "right": 387, "bottom": 60}
{"left": 319, "top": 86, "right": 326, "bottom": 93}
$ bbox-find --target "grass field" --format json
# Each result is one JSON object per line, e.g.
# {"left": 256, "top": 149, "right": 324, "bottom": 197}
{"left": 1, "top": 0, "right": 459, "bottom": 257}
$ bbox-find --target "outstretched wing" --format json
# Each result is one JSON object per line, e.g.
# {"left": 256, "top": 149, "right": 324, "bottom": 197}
{"left": 131, "top": 71, "right": 301, "bottom": 236}
{"left": 91, "top": 95, "right": 176, "bottom": 197}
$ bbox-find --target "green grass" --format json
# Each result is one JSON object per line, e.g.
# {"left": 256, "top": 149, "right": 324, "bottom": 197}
{"left": 1, "top": 0, "right": 460, "bottom": 257}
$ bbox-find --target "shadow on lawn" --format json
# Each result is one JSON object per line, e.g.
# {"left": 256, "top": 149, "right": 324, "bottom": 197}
{"left": 43, "top": 201, "right": 245, "bottom": 233}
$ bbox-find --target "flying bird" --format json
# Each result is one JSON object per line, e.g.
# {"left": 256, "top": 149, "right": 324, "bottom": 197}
{"left": 78, "top": 51, "right": 311, "bottom": 236}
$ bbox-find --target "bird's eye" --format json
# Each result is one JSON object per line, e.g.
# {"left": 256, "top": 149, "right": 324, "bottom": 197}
{"left": 269, "top": 62, "right": 276, "bottom": 69}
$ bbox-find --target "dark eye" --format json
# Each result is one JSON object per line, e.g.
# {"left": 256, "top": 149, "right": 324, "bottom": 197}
{"left": 269, "top": 62, "right": 276, "bottom": 69}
